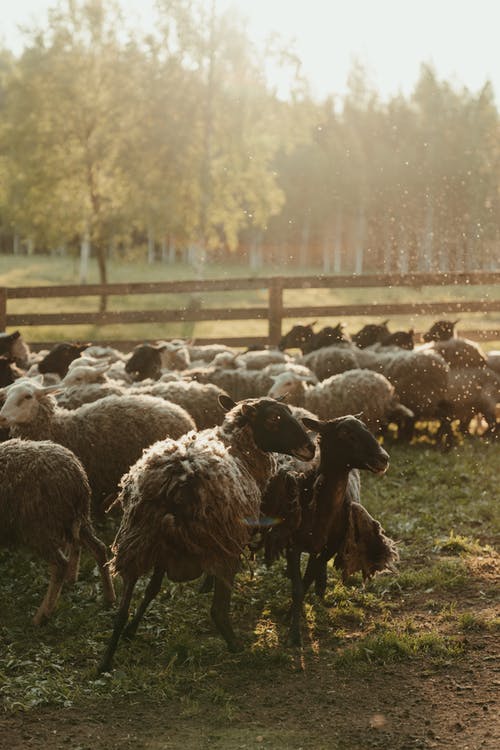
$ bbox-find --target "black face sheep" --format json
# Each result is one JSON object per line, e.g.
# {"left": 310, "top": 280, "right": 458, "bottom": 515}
{"left": 97, "top": 395, "right": 315, "bottom": 673}
{"left": 38, "top": 342, "right": 90, "bottom": 378}
{"left": 381, "top": 329, "right": 415, "bottom": 350}
{"left": 0, "top": 439, "right": 115, "bottom": 624}
{"left": 0, "top": 330, "right": 30, "bottom": 369}
{"left": 261, "top": 415, "right": 396, "bottom": 646}
{"left": 352, "top": 321, "right": 390, "bottom": 348}
{"left": 302, "top": 323, "right": 351, "bottom": 354}
{"left": 0, "top": 380, "right": 196, "bottom": 512}
{"left": 0, "top": 355, "right": 24, "bottom": 387}
{"left": 278, "top": 322, "right": 316, "bottom": 353}
{"left": 422, "top": 319, "right": 459, "bottom": 342}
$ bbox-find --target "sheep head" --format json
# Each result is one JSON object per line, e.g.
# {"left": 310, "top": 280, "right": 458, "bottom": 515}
{"left": 0, "top": 380, "right": 60, "bottom": 426}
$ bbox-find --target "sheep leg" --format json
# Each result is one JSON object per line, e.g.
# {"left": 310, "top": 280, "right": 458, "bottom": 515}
{"left": 80, "top": 523, "right": 116, "bottom": 605}
{"left": 122, "top": 566, "right": 165, "bottom": 640}
{"left": 65, "top": 542, "right": 82, "bottom": 584}
{"left": 302, "top": 552, "right": 328, "bottom": 599}
{"left": 199, "top": 574, "right": 214, "bottom": 593}
{"left": 210, "top": 574, "right": 242, "bottom": 652}
{"left": 33, "top": 551, "right": 68, "bottom": 626}
{"left": 287, "top": 547, "right": 304, "bottom": 647}
{"left": 98, "top": 575, "right": 137, "bottom": 674}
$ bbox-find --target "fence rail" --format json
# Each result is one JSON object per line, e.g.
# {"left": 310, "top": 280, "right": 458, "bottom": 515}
{"left": 1, "top": 271, "right": 499, "bottom": 348}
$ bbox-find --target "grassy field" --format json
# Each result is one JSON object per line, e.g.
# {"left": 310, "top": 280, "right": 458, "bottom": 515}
{"left": 1, "top": 255, "right": 499, "bottom": 347}
{"left": 0, "top": 439, "right": 498, "bottom": 748}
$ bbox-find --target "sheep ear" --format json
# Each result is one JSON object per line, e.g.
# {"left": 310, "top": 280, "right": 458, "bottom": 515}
{"left": 218, "top": 394, "right": 237, "bottom": 412}
{"left": 274, "top": 393, "right": 288, "bottom": 403}
{"left": 39, "top": 385, "right": 62, "bottom": 397}
{"left": 241, "top": 402, "right": 257, "bottom": 419}
{"left": 301, "top": 416, "right": 323, "bottom": 432}
{"left": 353, "top": 411, "right": 364, "bottom": 419}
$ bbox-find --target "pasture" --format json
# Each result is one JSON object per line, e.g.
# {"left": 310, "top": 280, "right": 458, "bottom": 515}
{"left": 1, "top": 439, "right": 498, "bottom": 749}
{"left": 0, "top": 255, "right": 499, "bottom": 748}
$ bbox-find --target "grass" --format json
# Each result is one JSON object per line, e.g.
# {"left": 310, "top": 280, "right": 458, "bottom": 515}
{"left": 1, "top": 439, "right": 498, "bottom": 713}
{"left": 1, "top": 254, "right": 499, "bottom": 346}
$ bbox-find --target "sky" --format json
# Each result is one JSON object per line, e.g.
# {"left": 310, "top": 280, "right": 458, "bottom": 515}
{"left": 2, "top": 0, "right": 500, "bottom": 101}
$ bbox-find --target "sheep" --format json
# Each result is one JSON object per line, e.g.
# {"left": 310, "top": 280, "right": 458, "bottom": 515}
{"left": 278, "top": 322, "right": 316, "bottom": 353}
{"left": 444, "top": 367, "right": 500, "bottom": 436}
{"left": 37, "top": 342, "right": 90, "bottom": 378}
{"left": 0, "top": 330, "right": 30, "bottom": 369}
{"left": 420, "top": 337, "right": 488, "bottom": 369}
{"left": 260, "top": 415, "right": 396, "bottom": 645}
{"left": 302, "top": 323, "right": 351, "bottom": 354}
{"left": 300, "top": 343, "right": 360, "bottom": 380}
{"left": 0, "top": 438, "right": 115, "bottom": 623}
{"left": 97, "top": 395, "right": 315, "bottom": 673}
{"left": 125, "top": 342, "right": 191, "bottom": 381}
{"left": 0, "top": 381, "right": 196, "bottom": 512}
{"left": 352, "top": 321, "right": 390, "bottom": 348}
{"left": 422, "top": 319, "right": 460, "bottom": 342}
{"left": 235, "top": 348, "right": 292, "bottom": 370}
{"left": 267, "top": 369, "right": 413, "bottom": 433}
{"left": 380, "top": 329, "right": 415, "bottom": 350}
{"left": 129, "top": 380, "right": 230, "bottom": 429}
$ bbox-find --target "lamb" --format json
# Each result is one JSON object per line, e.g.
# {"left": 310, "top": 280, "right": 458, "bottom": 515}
{"left": 97, "top": 395, "right": 315, "bottom": 672}
{"left": 267, "top": 369, "right": 413, "bottom": 433}
{"left": 422, "top": 319, "right": 460, "bottom": 342}
{"left": 0, "top": 381, "right": 196, "bottom": 511}
{"left": 0, "top": 439, "right": 115, "bottom": 623}
{"left": 0, "top": 330, "right": 30, "bottom": 369}
{"left": 260, "top": 415, "right": 396, "bottom": 646}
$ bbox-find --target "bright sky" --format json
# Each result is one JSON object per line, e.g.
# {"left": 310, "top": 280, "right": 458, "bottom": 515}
{"left": 2, "top": 0, "right": 500, "bottom": 101}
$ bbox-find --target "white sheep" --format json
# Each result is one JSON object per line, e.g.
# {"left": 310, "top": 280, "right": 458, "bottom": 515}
{"left": 0, "top": 380, "right": 196, "bottom": 512}
{"left": 0, "top": 439, "right": 115, "bottom": 623}
{"left": 268, "top": 368, "right": 413, "bottom": 433}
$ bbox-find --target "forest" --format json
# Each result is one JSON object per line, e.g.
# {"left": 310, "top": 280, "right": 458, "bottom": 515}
{"left": 1, "top": 0, "right": 499, "bottom": 285}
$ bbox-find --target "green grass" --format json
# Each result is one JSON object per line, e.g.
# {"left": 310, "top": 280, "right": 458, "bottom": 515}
{"left": 1, "top": 254, "right": 499, "bottom": 345}
{"left": 1, "top": 440, "right": 498, "bottom": 713}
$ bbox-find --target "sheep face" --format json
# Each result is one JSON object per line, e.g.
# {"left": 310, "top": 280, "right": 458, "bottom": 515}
{"left": 125, "top": 345, "right": 162, "bottom": 381}
{"left": 302, "top": 415, "right": 389, "bottom": 474}
{"left": 220, "top": 395, "right": 315, "bottom": 461}
{"left": 352, "top": 321, "right": 390, "bottom": 348}
{"left": 423, "top": 320, "right": 459, "bottom": 342}
{"left": 62, "top": 364, "right": 108, "bottom": 387}
{"left": 278, "top": 323, "right": 316, "bottom": 352}
{"left": 0, "top": 381, "right": 58, "bottom": 426}
{"left": 38, "top": 342, "right": 89, "bottom": 377}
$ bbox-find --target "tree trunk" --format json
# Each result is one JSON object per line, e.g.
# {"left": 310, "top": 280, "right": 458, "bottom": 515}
{"left": 96, "top": 243, "right": 108, "bottom": 313}
{"left": 79, "top": 232, "right": 91, "bottom": 284}
{"left": 147, "top": 228, "right": 155, "bottom": 264}
{"left": 354, "top": 202, "right": 366, "bottom": 275}
{"left": 299, "top": 214, "right": 311, "bottom": 269}
{"left": 333, "top": 207, "right": 343, "bottom": 274}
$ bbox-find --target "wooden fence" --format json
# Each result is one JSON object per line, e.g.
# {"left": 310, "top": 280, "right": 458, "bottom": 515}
{"left": 1, "top": 271, "right": 500, "bottom": 348}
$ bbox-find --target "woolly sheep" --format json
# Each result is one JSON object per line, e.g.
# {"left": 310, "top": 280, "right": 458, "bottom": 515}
{"left": 38, "top": 342, "right": 90, "bottom": 377}
{"left": 0, "top": 381, "right": 196, "bottom": 511}
{"left": 268, "top": 369, "right": 413, "bottom": 432}
{"left": 98, "top": 395, "right": 315, "bottom": 672}
{"left": 0, "top": 439, "right": 115, "bottom": 623}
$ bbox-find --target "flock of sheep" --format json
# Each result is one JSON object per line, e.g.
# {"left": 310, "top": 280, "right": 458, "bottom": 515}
{"left": 0, "top": 318, "right": 497, "bottom": 672}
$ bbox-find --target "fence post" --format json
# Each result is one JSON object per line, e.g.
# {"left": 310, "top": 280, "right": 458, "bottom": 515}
{"left": 0, "top": 287, "right": 6, "bottom": 331}
{"left": 268, "top": 278, "right": 283, "bottom": 346}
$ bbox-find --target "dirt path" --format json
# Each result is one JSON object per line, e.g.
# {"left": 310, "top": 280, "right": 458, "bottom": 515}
{"left": 2, "top": 632, "right": 498, "bottom": 750}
